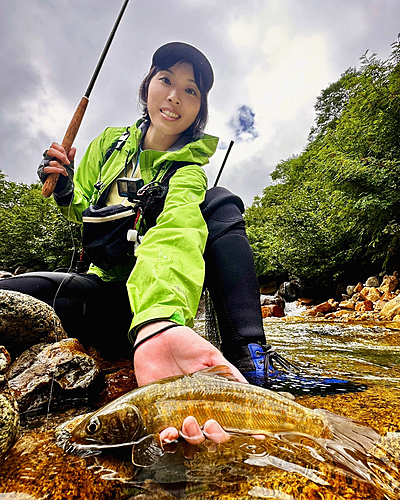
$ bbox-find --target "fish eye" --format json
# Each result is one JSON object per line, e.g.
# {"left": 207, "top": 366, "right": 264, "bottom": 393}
{"left": 86, "top": 416, "right": 101, "bottom": 435}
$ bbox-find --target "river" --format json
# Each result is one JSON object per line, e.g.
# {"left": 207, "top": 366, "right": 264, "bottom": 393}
{"left": 0, "top": 306, "right": 399, "bottom": 499}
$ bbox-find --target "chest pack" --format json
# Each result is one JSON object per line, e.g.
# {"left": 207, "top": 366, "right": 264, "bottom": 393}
{"left": 81, "top": 128, "right": 193, "bottom": 270}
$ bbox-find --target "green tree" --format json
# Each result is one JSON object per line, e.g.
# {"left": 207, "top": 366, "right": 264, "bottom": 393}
{"left": 246, "top": 39, "right": 400, "bottom": 282}
{"left": 0, "top": 172, "right": 82, "bottom": 272}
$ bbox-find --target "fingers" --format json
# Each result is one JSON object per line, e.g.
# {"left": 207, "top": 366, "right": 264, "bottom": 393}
{"left": 180, "top": 416, "right": 205, "bottom": 445}
{"left": 68, "top": 147, "right": 77, "bottom": 163}
{"left": 164, "top": 417, "right": 231, "bottom": 446}
{"left": 43, "top": 163, "right": 68, "bottom": 177}
{"left": 203, "top": 419, "right": 231, "bottom": 444}
{"left": 47, "top": 142, "right": 70, "bottom": 166}
{"left": 251, "top": 434, "right": 266, "bottom": 440}
{"left": 44, "top": 142, "right": 76, "bottom": 177}
{"left": 159, "top": 427, "right": 179, "bottom": 444}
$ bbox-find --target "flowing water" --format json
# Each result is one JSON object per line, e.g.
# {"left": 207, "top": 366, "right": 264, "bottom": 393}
{"left": 1, "top": 306, "right": 400, "bottom": 499}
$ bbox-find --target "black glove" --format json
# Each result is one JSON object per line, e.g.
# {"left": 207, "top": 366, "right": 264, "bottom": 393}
{"left": 38, "top": 151, "right": 74, "bottom": 205}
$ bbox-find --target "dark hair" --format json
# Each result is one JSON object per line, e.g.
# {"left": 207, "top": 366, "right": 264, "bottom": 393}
{"left": 139, "top": 58, "right": 209, "bottom": 140}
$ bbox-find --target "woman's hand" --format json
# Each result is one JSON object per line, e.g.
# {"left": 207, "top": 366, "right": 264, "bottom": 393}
{"left": 133, "top": 321, "right": 248, "bottom": 446}
{"left": 160, "top": 417, "right": 231, "bottom": 445}
{"left": 133, "top": 321, "right": 247, "bottom": 385}
{"left": 43, "top": 142, "right": 76, "bottom": 177}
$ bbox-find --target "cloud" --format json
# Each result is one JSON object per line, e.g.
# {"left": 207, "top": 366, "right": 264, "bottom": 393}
{"left": 1, "top": 0, "right": 400, "bottom": 204}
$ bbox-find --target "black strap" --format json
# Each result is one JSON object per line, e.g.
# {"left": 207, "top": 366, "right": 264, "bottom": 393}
{"left": 95, "top": 127, "right": 131, "bottom": 206}
{"left": 132, "top": 323, "right": 181, "bottom": 358}
{"left": 138, "top": 160, "right": 193, "bottom": 229}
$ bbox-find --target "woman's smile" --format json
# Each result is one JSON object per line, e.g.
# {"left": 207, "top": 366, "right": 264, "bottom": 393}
{"left": 160, "top": 107, "right": 181, "bottom": 121}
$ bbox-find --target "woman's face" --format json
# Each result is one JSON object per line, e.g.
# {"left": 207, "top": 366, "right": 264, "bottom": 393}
{"left": 146, "top": 62, "right": 201, "bottom": 143}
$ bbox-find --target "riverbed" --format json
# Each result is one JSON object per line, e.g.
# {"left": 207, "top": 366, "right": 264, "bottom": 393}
{"left": 0, "top": 314, "right": 399, "bottom": 499}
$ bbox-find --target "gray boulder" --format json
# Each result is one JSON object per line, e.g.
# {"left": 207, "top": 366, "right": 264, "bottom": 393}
{"left": 8, "top": 338, "right": 99, "bottom": 413}
{"left": 0, "top": 290, "right": 67, "bottom": 356}
{"left": 365, "top": 276, "right": 380, "bottom": 287}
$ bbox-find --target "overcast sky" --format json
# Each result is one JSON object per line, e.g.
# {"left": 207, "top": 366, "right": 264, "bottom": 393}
{"left": 1, "top": 0, "right": 399, "bottom": 205}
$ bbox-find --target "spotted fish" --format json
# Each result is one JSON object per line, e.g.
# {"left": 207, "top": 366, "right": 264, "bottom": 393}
{"left": 62, "top": 365, "right": 384, "bottom": 467}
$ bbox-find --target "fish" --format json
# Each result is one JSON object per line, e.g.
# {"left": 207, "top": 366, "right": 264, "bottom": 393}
{"left": 66, "top": 365, "right": 380, "bottom": 467}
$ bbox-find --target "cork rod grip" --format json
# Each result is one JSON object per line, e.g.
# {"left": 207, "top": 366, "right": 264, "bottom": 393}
{"left": 41, "top": 96, "right": 89, "bottom": 198}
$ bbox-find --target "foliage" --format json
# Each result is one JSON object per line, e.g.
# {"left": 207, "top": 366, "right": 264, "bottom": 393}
{"left": 245, "top": 39, "right": 400, "bottom": 281}
{"left": 0, "top": 172, "right": 82, "bottom": 272}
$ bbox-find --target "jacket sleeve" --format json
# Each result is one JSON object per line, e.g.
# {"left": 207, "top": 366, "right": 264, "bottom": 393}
{"left": 57, "top": 128, "right": 120, "bottom": 222}
{"left": 126, "top": 164, "right": 208, "bottom": 340}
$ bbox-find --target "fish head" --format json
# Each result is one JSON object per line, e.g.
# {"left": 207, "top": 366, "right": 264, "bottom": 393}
{"left": 69, "top": 402, "right": 143, "bottom": 449}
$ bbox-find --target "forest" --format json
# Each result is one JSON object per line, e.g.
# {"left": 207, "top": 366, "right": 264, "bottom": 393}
{"left": 0, "top": 40, "right": 399, "bottom": 288}
{"left": 0, "top": 174, "right": 80, "bottom": 272}
{"left": 245, "top": 39, "right": 400, "bottom": 287}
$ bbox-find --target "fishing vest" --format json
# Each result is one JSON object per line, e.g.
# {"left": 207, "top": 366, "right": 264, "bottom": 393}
{"left": 96, "top": 128, "right": 192, "bottom": 229}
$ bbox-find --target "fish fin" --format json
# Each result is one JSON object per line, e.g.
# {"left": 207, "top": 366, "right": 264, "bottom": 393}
{"left": 195, "top": 365, "right": 240, "bottom": 382}
{"left": 373, "top": 432, "right": 400, "bottom": 462}
{"left": 315, "top": 409, "right": 380, "bottom": 452}
{"left": 277, "top": 391, "right": 296, "bottom": 401}
{"left": 132, "top": 434, "right": 164, "bottom": 467}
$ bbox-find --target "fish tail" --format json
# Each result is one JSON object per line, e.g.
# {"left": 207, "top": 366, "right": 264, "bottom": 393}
{"left": 315, "top": 408, "right": 380, "bottom": 453}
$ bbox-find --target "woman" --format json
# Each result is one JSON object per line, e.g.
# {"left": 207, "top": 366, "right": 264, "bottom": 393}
{"left": 0, "top": 42, "right": 276, "bottom": 444}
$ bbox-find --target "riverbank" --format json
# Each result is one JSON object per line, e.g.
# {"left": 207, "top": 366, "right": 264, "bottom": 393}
{"left": 262, "top": 271, "right": 400, "bottom": 324}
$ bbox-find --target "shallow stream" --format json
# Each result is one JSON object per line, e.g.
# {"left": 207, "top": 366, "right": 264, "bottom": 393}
{"left": 1, "top": 310, "right": 400, "bottom": 499}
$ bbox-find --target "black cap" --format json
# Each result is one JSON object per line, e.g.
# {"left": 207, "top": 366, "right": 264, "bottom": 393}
{"left": 152, "top": 42, "right": 214, "bottom": 92}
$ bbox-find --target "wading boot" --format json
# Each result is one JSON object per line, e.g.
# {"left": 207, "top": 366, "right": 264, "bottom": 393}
{"left": 233, "top": 343, "right": 367, "bottom": 396}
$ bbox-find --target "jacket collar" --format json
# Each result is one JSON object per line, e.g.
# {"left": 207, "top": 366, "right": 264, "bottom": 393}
{"left": 137, "top": 118, "right": 197, "bottom": 153}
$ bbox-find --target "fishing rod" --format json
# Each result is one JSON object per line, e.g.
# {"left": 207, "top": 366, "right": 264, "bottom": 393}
{"left": 42, "top": 0, "right": 130, "bottom": 198}
{"left": 214, "top": 140, "right": 234, "bottom": 187}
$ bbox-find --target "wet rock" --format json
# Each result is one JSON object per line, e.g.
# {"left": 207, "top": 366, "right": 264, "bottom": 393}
{"left": 6, "top": 343, "right": 49, "bottom": 380}
{"left": 95, "top": 366, "right": 137, "bottom": 407}
{"left": 351, "top": 292, "right": 363, "bottom": 302}
{"left": 367, "top": 287, "right": 383, "bottom": 302}
{"left": 382, "top": 291, "right": 397, "bottom": 302}
{"left": 355, "top": 300, "right": 374, "bottom": 312}
{"left": 365, "top": 276, "right": 379, "bottom": 287}
{"left": 325, "top": 310, "right": 351, "bottom": 319}
{"left": 260, "top": 294, "right": 285, "bottom": 310}
{"left": 354, "top": 282, "right": 364, "bottom": 293}
{"left": 380, "top": 294, "right": 400, "bottom": 321}
{"left": 0, "top": 346, "right": 19, "bottom": 459}
{"left": 297, "top": 297, "right": 316, "bottom": 306}
{"left": 346, "top": 285, "right": 356, "bottom": 296}
{"left": 374, "top": 300, "right": 387, "bottom": 312}
{"left": 373, "top": 432, "right": 400, "bottom": 461}
{"left": 0, "top": 290, "right": 67, "bottom": 356}
{"left": 339, "top": 300, "right": 355, "bottom": 310}
{"left": 8, "top": 338, "right": 99, "bottom": 413}
{"left": 379, "top": 272, "right": 399, "bottom": 293}
{"left": 303, "top": 301, "right": 334, "bottom": 317}
{"left": 360, "top": 287, "right": 382, "bottom": 303}
{"left": 261, "top": 304, "right": 285, "bottom": 318}
{"left": 277, "top": 278, "right": 303, "bottom": 302}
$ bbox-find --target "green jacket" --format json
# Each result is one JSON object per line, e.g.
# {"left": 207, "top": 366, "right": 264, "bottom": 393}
{"left": 59, "top": 119, "right": 219, "bottom": 340}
